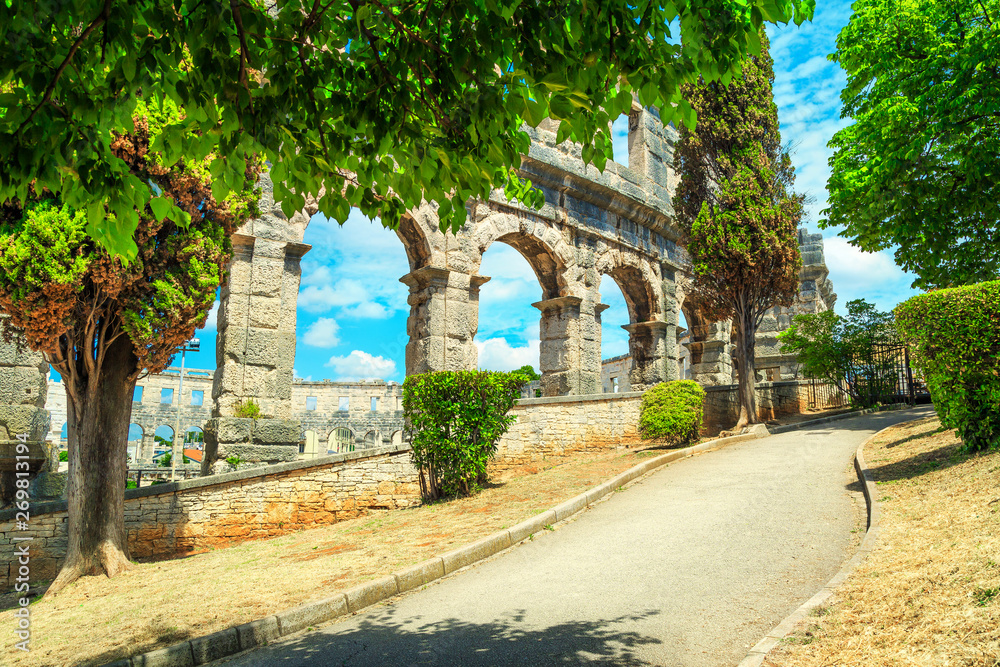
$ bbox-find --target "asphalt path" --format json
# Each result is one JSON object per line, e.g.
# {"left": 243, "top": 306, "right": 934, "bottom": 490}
{"left": 216, "top": 407, "right": 933, "bottom": 666}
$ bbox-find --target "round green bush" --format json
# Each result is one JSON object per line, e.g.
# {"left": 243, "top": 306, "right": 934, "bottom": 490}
{"left": 638, "top": 380, "right": 706, "bottom": 446}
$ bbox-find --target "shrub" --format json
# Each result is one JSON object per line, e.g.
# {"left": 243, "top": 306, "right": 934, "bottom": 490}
{"left": 895, "top": 281, "right": 1000, "bottom": 452}
{"left": 404, "top": 370, "right": 526, "bottom": 501}
{"left": 58, "top": 450, "right": 68, "bottom": 462}
{"left": 638, "top": 380, "right": 706, "bottom": 446}
{"left": 233, "top": 398, "right": 262, "bottom": 419}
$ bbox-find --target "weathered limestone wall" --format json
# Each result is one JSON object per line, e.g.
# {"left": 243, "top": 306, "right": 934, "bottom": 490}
{"left": 701, "top": 380, "right": 847, "bottom": 435}
{"left": 0, "top": 446, "right": 419, "bottom": 586}
{"left": 492, "top": 393, "right": 643, "bottom": 473}
{"left": 0, "top": 317, "right": 52, "bottom": 503}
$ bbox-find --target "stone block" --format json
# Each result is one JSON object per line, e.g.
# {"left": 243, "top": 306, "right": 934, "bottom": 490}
{"left": 275, "top": 594, "right": 348, "bottom": 635}
{"left": 0, "top": 368, "right": 48, "bottom": 407}
{"left": 133, "top": 641, "right": 195, "bottom": 667}
{"left": 552, "top": 493, "right": 588, "bottom": 522}
{"left": 345, "top": 575, "right": 399, "bottom": 612}
{"left": 236, "top": 616, "right": 281, "bottom": 651}
{"left": 439, "top": 531, "right": 512, "bottom": 575}
{"left": 393, "top": 558, "right": 445, "bottom": 593}
{"left": 507, "top": 510, "right": 556, "bottom": 544}
{"left": 207, "top": 418, "right": 254, "bottom": 444}
{"left": 252, "top": 419, "right": 300, "bottom": 445}
{"left": 190, "top": 628, "right": 239, "bottom": 665}
{"left": 0, "top": 405, "right": 49, "bottom": 441}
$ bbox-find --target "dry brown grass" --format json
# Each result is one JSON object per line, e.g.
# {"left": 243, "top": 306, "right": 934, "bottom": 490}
{"left": 766, "top": 416, "right": 1000, "bottom": 667}
{"left": 0, "top": 448, "right": 661, "bottom": 667}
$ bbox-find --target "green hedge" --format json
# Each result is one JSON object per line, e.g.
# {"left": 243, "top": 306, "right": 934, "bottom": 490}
{"left": 638, "top": 380, "right": 706, "bottom": 446}
{"left": 403, "top": 370, "right": 526, "bottom": 501}
{"left": 895, "top": 281, "right": 1000, "bottom": 452}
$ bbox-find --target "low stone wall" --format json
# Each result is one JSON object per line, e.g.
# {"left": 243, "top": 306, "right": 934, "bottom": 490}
{"left": 702, "top": 380, "right": 847, "bottom": 434}
{"left": 0, "top": 445, "right": 419, "bottom": 588}
{"left": 492, "top": 392, "right": 644, "bottom": 472}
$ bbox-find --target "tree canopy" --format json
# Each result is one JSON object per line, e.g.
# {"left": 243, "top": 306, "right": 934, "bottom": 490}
{"left": 675, "top": 31, "right": 803, "bottom": 427}
{"left": 0, "top": 101, "right": 260, "bottom": 592}
{"left": 824, "top": 0, "right": 1000, "bottom": 289}
{"left": 0, "top": 0, "right": 812, "bottom": 259}
{"left": 778, "top": 299, "right": 900, "bottom": 408}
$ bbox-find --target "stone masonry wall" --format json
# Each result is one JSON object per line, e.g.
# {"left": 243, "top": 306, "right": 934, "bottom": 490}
{"left": 0, "top": 446, "right": 419, "bottom": 587}
{"left": 702, "top": 380, "right": 848, "bottom": 435}
{"left": 492, "top": 393, "right": 644, "bottom": 473}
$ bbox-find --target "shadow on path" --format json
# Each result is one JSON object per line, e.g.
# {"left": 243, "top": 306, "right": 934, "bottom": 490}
{"left": 237, "top": 607, "right": 664, "bottom": 666}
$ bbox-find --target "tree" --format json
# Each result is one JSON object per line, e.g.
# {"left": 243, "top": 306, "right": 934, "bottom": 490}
{"left": 824, "top": 0, "right": 1000, "bottom": 289}
{"left": 0, "top": 0, "right": 812, "bottom": 258}
{"left": 0, "top": 102, "right": 260, "bottom": 593}
{"left": 513, "top": 365, "right": 541, "bottom": 382}
{"left": 674, "top": 31, "right": 803, "bottom": 429}
{"left": 778, "top": 299, "right": 901, "bottom": 408}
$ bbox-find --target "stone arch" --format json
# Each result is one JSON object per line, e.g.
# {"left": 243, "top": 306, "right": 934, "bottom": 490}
{"left": 395, "top": 213, "right": 435, "bottom": 272}
{"left": 363, "top": 430, "right": 380, "bottom": 447}
{"left": 391, "top": 430, "right": 403, "bottom": 447}
{"left": 473, "top": 211, "right": 574, "bottom": 300}
{"left": 300, "top": 430, "right": 319, "bottom": 459}
{"left": 328, "top": 427, "right": 354, "bottom": 453}
{"left": 594, "top": 251, "right": 661, "bottom": 324}
{"left": 680, "top": 293, "right": 733, "bottom": 387}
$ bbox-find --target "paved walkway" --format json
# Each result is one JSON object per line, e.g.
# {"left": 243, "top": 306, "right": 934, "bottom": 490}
{"left": 217, "top": 407, "right": 933, "bottom": 666}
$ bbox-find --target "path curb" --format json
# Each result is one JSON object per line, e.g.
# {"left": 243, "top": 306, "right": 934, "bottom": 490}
{"left": 736, "top": 413, "right": 922, "bottom": 667}
{"left": 104, "top": 427, "right": 771, "bottom": 666}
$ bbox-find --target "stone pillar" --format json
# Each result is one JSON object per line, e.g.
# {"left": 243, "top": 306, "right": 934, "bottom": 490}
{"left": 202, "top": 234, "right": 311, "bottom": 474}
{"left": 622, "top": 320, "right": 676, "bottom": 391}
{"left": 399, "top": 267, "right": 486, "bottom": 374}
{"left": 686, "top": 320, "right": 734, "bottom": 386}
{"left": 533, "top": 296, "right": 600, "bottom": 396}
{"left": 0, "top": 317, "right": 54, "bottom": 502}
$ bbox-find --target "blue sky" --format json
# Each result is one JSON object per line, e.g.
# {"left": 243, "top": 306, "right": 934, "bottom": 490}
{"left": 180, "top": 2, "right": 923, "bottom": 381}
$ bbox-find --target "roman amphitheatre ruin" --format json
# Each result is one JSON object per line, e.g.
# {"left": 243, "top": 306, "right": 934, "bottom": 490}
{"left": 4, "top": 104, "right": 836, "bottom": 479}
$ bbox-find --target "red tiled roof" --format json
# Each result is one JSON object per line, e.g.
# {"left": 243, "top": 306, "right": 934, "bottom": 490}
{"left": 183, "top": 448, "right": 203, "bottom": 463}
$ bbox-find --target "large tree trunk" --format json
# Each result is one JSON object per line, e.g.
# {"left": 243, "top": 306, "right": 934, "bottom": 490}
{"left": 733, "top": 311, "right": 759, "bottom": 430}
{"left": 48, "top": 336, "right": 137, "bottom": 595}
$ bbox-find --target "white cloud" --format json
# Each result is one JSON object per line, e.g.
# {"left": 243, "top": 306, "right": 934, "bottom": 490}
{"left": 822, "top": 236, "right": 921, "bottom": 312}
{"left": 297, "top": 279, "right": 370, "bottom": 313}
{"left": 293, "top": 368, "right": 313, "bottom": 381}
{"left": 475, "top": 337, "right": 540, "bottom": 372}
{"left": 197, "top": 300, "right": 220, "bottom": 331}
{"left": 325, "top": 350, "right": 397, "bottom": 381}
{"left": 339, "top": 301, "right": 391, "bottom": 320}
{"left": 302, "top": 317, "right": 341, "bottom": 348}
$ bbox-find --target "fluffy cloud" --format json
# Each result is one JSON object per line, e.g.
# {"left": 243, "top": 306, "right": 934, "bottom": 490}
{"left": 197, "top": 300, "right": 220, "bottom": 332}
{"left": 475, "top": 337, "right": 540, "bottom": 372}
{"left": 297, "top": 279, "right": 370, "bottom": 313}
{"left": 822, "top": 237, "right": 921, "bottom": 311}
{"left": 302, "top": 317, "right": 341, "bottom": 348}
{"left": 339, "top": 302, "right": 391, "bottom": 319}
{"left": 325, "top": 350, "right": 397, "bottom": 381}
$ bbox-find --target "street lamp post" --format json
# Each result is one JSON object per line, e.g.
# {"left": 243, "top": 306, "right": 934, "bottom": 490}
{"left": 171, "top": 338, "right": 200, "bottom": 482}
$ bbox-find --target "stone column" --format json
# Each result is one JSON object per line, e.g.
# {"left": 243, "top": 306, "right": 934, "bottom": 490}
{"left": 399, "top": 267, "right": 487, "bottom": 374}
{"left": 622, "top": 320, "right": 676, "bottom": 391}
{"left": 686, "top": 320, "right": 734, "bottom": 386}
{"left": 0, "top": 317, "right": 54, "bottom": 502}
{"left": 534, "top": 296, "right": 601, "bottom": 396}
{"left": 202, "top": 234, "right": 311, "bottom": 474}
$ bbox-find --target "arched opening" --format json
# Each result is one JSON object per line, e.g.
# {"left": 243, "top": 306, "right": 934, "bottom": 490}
{"left": 300, "top": 430, "right": 319, "bottom": 459}
{"left": 127, "top": 423, "right": 144, "bottom": 464}
{"left": 363, "top": 430, "right": 380, "bottom": 447}
{"left": 60, "top": 422, "right": 68, "bottom": 442}
{"left": 391, "top": 430, "right": 403, "bottom": 447}
{"left": 184, "top": 426, "right": 204, "bottom": 447}
{"left": 153, "top": 425, "right": 175, "bottom": 463}
{"left": 474, "top": 234, "right": 559, "bottom": 384}
{"left": 328, "top": 427, "right": 354, "bottom": 454}
{"left": 597, "top": 275, "right": 631, "bottom": 393}
{"left": 297, "top": 208, "right": 417, "bottom": 385}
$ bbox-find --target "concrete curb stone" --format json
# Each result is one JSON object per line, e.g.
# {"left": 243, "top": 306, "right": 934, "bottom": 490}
{"left": 736, "top": 413, "right": 922, "bottom": 667}
{"left": 104, "top": 426, "right": 772, "bottom": 667}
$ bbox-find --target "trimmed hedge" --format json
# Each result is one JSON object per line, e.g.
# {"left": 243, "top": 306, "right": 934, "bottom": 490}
{"left": 403, "top": 370, "right": 526, "bottom": 501}
{"left": 638, "top": 380, "right": 706, "bottom": 446}
{"left": 895, "top": 280, "right": 1000, "bottom": 452}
